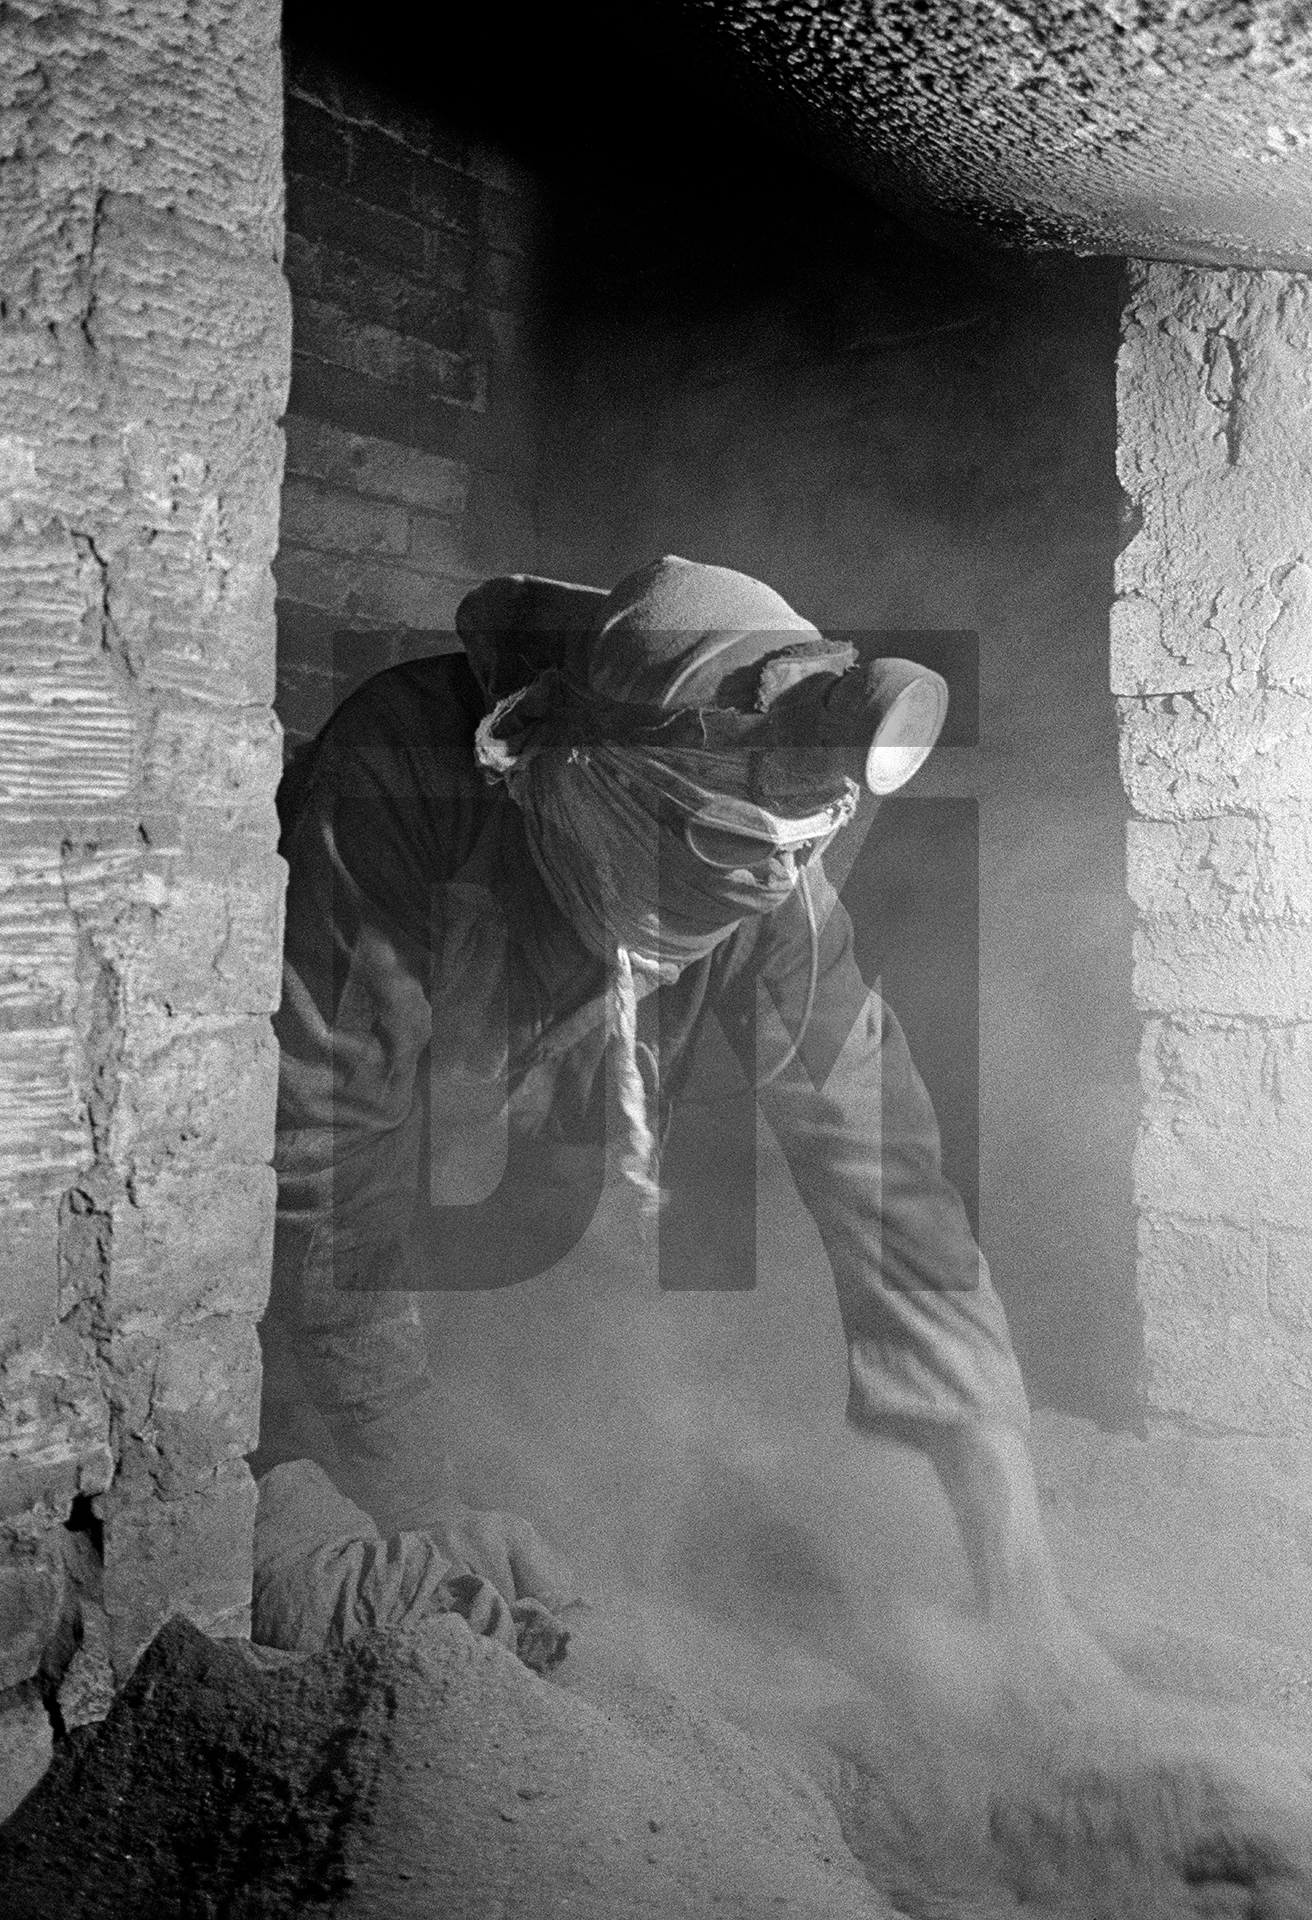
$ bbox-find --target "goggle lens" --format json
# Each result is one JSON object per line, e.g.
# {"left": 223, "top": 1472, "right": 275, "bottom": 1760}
{"left": 683, "top": 817, "right": 827, "bottom": 872}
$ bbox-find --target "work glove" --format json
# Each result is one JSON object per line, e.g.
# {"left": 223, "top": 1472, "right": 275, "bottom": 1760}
{"left": 434, "top": 1571, "right": 571, "bottom": 1674}
{"left": 253, "top": 1460, "right": 572, "bottom": 1674}
{"left": 422, "top": 1500, "right": 578, "bottom": 1611}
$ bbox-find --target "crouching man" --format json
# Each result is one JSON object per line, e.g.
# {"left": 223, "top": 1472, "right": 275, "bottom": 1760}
{"left": 252, "top": 554, "right": 1110, "bottom": 1685}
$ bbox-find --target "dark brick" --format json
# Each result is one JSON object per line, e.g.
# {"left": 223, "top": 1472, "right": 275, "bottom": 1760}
{"left": 427, "top": 225, "right": 476, "bottom": 295}
{"left": 286, "top": 235, "right": 469, "bottom": 351}
{"left": 293, "top": 302, "right": 482, "bottom": 407}
{"left": 284, "top": 95, "right": 350, "bottom": 186}
{"left": 409, "top": 156, "right": 481, "bottom": 234}
{"left": 275, "top": 600, "right": 341, "bottom": 676}
{"left": 318, "top": 249, "right": 468, "bottom": 351}
{"left": 328, "top": 72, "right": 467, "bottom": 171}
{"left": 345, "top": 122, "right": 415, "bottom": 215}
{"left": 288, "top": 354, "right": 471, "bottom": 459}
{"left": 349, "top": 124, "right": 481, "bottom": 235}
{"left": 274, "top": 660, "right": 341, "bottom": 744}
{"left": 286, "top": 175, "right": 426, "bottom": 279}
{"left": 330, "top": 627, "right": 399, "bottom": 691}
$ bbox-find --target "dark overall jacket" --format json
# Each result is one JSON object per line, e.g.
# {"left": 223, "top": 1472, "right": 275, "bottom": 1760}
{"left": 259, "top": 653, "right": 1028, "bottom": 1485}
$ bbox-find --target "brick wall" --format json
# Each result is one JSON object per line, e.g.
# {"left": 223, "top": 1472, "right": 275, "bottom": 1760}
{"left": 1117, "top": 262, "right": 1312, "bottom": 1435}
{"left": 275, "top": 47, "right": 541, "bottom": 756}
{"left": 0, "top": 0, "right": 288, "bottom": 1793}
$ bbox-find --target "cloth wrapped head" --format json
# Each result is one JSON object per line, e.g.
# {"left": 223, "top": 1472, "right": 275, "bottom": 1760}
{"left": 457, "top": 554, "right": 948, "bottom": 973}
{"left": 456, "top": 555, "right": 948, "bottom": 1215}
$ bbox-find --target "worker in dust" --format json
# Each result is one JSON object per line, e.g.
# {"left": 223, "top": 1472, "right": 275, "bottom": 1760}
{"left": 256, "top": 555, "right": 1108, "bottom": 1678}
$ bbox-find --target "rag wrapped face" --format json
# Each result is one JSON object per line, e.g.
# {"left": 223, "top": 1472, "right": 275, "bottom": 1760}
{"left": 472, "top": 556, "right": 860, "bottom": 970}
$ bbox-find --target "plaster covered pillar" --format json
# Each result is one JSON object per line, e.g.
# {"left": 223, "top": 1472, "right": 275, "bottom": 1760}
{"left": 0, "top": 0, "right": 290, "bottom": 1754}
{"left": 1117, "top": 262, "right": 1312, "bottom": 1435}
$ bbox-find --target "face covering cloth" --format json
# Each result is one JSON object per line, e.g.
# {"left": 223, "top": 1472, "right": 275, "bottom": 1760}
{"left": 462, "top": 556, "right": 880, "bottom": 1212}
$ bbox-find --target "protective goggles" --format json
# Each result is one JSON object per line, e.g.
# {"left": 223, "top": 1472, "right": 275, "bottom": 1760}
{"left": 676, "top": 783, "right": 857, "bottom": 874}
{"left": 681, "top": 813, "right": 844, "bottom": 873}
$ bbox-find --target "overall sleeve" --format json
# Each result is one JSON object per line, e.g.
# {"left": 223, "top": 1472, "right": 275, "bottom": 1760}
{"left": 740, "top": 866, "right": 1030, "bottom": 1445}
{"left": 264, "top": 664, "right": 493, "bottom": 1465}
{"left": 268, "top": 713, "right": 439, "bottom": 1433}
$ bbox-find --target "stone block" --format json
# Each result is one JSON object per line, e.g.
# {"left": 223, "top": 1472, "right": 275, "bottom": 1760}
{"left": 106, "top": 1165, "right": 276, "bottom": 1328}
{"left": 284, "top": 413, "right": 468, "bottom": 513}
{"left": 1126, "top": 815, "right": 1263, "bottom": 919}
{"left": 0, "top": 1028, "right": 85, "bottom": 1193}
{"left": 1265, "top": 807, "right": 1312, "bottom": 917}
{"left": 1136, "top": 1019, "right": 1312, "bottom": 1229}
{"left": 1134, "top": 1212, "right": 1312, "bottom": 1434}
{"left": 281, "top": 478, "right": 409, "bottom": 558}
{"left": 0, "top": 673, "right": 136, "bottom": 814}
{"left": 1120, "top": 689, "right": 1312, "bottom": 819}
{"left": 1264, "top": 558, "right": 1312, "bottom": 693}
{"left": 0, "top": 1564, "right": 59, "bottom": 1690}
{"left": 0, "top": 1199, "right": 58, "bottom": 1351}
{"left": 126, "top": 847, "right": 288, "bottom": 1016}
{"left": 0, "top": 851, "right": 80, "bottom": 1038}
{"left": 107, "top": 1315, "right": 263, "bottom": 1487}
{"left": 0, "top": 1323, "right": 114, "bottom": 1522}
{"left": 0, "top": 527, "right": 103, "bottom": 669}
{"left": 99, "top": 1459, "right": 257, "bottom": 1679}
{"left": 1269, "top": 1232, "right": 1312, "bottom": 1334}
{"left": 110, "top": 1011, "right": 279, "bottom": 1172}
{"left": 56, "top": 1603, "right": 115, "bottom": 1730}
{"left": 1137, "top": 1213, "right": 1270, "bottom": 1331}
{"left": 1109, "top": 595, "right": 1231, "bottom": 697}
{"left": 1133, "top": 920, "right": 1312, "bottom": 1018}
{"left": 0, "top": 1681, "right": 52, "bottom": 1823}
{"left": 1141, "top": 1309, "right": 1312, "bottom": 1435}
{"left": 143, "top": 702, "right": 283, "bottom": 824}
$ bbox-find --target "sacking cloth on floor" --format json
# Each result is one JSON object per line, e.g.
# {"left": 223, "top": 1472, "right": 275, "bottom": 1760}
{"left": 252, "top": 1458, "right": 569, "bottom": 1674}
